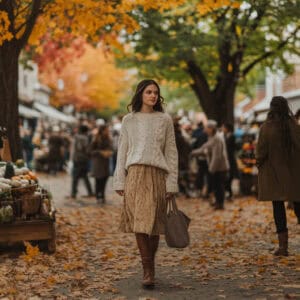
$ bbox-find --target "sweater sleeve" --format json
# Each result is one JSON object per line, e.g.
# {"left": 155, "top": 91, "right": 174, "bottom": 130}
{"left": 164, "top": 116, "right": 179, "bottom": 193}
{"left": 113, "top": 119, "right": 129, "bottom": 191}
{"left": 192, "top": 138, "right": 212, "bottom": 157}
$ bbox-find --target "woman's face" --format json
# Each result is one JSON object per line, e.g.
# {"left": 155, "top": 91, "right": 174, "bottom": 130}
{"left": 142, "top": 84, "right": 159, "bottom": 107}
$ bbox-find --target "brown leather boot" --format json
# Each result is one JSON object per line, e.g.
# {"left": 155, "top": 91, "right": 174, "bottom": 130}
{"left": 274, "top": 231, "right": 288, "bottom": 256}
{"left": 149, "top": 235, "right": 159, "bottom": 279}
{"left": 135, "top": 233, "right": 154, "bottom": 288}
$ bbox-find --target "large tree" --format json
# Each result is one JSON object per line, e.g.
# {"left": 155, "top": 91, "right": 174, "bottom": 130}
{"left": 0, "top": 0, "right": 191, "bottom": 160}
{"left": 0, "top": 0, "right": 241, "bottom": 159}
{"left": 120, "top": 0, "right": 300, "bottom": 124}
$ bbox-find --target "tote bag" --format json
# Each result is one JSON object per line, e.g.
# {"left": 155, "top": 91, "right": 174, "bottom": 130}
{"left": 165, "top": 196, "right": 191, "bottom": 248}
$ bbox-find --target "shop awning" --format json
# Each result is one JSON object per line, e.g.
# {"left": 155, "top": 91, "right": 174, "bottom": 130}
{"left": 33, "top": 102, "right": 76, "bottom": 124}
{"left": 19, "top": 104, "right": 41, "bottom": 119}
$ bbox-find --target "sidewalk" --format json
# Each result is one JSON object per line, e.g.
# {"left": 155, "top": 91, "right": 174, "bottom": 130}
{"left": 0, "top": 173, "right": 299, "bottom": 299}
{"left": 38, "top": 172, "right": 120, "bottom": 208}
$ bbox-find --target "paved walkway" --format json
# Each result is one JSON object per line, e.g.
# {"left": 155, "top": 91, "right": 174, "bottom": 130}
{"left": 38, "top": 172, "right": 121, "bottom": 208}
{"left": 0, "top": 172, "right": 299, "bottom": 299}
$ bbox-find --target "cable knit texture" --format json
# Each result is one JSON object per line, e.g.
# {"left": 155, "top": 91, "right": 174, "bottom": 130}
{"left": 113, "top": 111, "right": 178, "bottom": 193}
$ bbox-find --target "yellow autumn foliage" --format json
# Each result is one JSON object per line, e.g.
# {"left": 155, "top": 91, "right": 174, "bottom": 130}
{"left": 0, "top": 11, "right": 13, "bottom": 45}
{"left": 0, "top": 0, "right": 241, "bottom": 47}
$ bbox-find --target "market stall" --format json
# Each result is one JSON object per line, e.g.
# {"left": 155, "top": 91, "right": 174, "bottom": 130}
{"left": 237, "top": 134, "right": 258, "bottom": 196}
{"left": 0, "top": 133, "right": 56, "bottom": 253}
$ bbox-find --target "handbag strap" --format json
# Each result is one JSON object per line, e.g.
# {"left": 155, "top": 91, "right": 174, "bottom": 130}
{"left": 167, "top": 195, "right": 179, "bottom": 214}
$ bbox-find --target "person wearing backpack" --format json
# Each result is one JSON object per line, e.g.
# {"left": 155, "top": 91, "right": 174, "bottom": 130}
{"left": 70, "top": 125, "right": 93, "bottom": 199}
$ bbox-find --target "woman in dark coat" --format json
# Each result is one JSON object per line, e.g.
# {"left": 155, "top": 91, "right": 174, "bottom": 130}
{"left": 90, "top": 125, "right": 113, "bottom": 204}
{"left": 256, "top": 96, "right": 300, "bottom": 256}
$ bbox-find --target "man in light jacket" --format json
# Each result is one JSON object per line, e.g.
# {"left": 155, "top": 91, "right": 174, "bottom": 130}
{"left": 191, "top": 120, "right": 229, "bottom": 209}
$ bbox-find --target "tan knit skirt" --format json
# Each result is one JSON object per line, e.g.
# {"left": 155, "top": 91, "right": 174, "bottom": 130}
{"left": 119, "top": 164, "right": 167, "bottom": 235}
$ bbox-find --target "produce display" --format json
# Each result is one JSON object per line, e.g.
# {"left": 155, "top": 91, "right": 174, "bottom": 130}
{"left": 0, "top": 160, "right": 55, "bottom": 223}
{"left": 237, "top": 134, "right": 258, "bottom": 195}
{"left": 239, "top": 142, "right": 257, "bottom": 175}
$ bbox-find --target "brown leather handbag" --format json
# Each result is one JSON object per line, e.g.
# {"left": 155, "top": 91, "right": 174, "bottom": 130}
{"left": 165, "top": 196, "right": 191, "bottom": 248}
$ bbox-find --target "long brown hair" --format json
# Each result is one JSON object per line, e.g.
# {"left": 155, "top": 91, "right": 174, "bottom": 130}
{"left": 127, "top": 79, "right": 165, "bottom": 112}
{"left": 267, "top": 96, "right": 295, "bottom": 154}
{"left": 94, "top": 124, "right": 110, "bottom": 144}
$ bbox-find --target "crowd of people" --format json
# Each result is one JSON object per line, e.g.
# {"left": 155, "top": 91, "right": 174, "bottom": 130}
{"left": 16, "top": 105, "right": 269, "bottom": 209}
{"left": 18, "top": 118, "right": 122, "bottom": 204}
{"left": 17, "top": 113, "right": 257, "bottom": 208}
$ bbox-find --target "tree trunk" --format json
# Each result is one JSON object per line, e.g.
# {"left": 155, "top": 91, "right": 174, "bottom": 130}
{"left": 213, "top": 77, "right": 236, "bottom": 125}
{"left": 191, "top": 80, "right": 236, "bottom": 125}
{"left": 0, "top": 43, "right": 22, "bottom": 161}
{"left": 187, "top": 60, "right": 236, "bottom": 125}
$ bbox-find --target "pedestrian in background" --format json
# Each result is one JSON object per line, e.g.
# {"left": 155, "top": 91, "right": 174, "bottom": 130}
{"left": 113, "top": 79, "right": 178, "bottom": 289}
{"left": 256, "top": 96, "right": 300, "bottom": 256}
{"left": 90, "top": 124, "right": 113, "bottom": 204}
{"left": 48, "top": 126, "right": 64, "bottom": 175}
{"left": 192, "top": 122, "right": 209, "bottom": 196}
{"left": 222, "top": 123, "right": 239, "bottom": 200}
{"left": 174, "top": 119, "right": 191, "bottom": 196}
{"left": 21, "top": 128, "right": 34, "bottom": 169}
{"left": 111, "top": 122, "right": 121, "bottom": 174}
{"left": 191, "top": 120, "right": 229, "bottom": 210}
{"left": 70, "top": 125, "right": 93, "bottom": 199}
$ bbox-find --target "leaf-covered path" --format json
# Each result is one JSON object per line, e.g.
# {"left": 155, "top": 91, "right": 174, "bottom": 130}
{"left": 0, "top": 173, "right": 299, "bottom": 299}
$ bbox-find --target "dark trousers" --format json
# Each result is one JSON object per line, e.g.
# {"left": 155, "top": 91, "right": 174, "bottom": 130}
{"left": 225, "top": 172, "right": 234, "bottom": 198}
{"left": 211, "top": 172, "right": 226, "bottom": 206}
{"left": 48, "top": 161, "right": 60, "bottom": 175}
{"left": 272, "top": 201, "right": 300, "bottom": 233}
{"left": 95, "top": 177, "right": 108, "bottom": 200}
{"left": 71, "top": 162, "right": 93, "bottom": 197}
{"left": 196, "top": 160, "right": 209, "bottom": 191}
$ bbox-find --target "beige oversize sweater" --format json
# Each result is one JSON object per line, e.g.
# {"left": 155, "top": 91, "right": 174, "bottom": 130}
{"left": 113, "top": 112, "right": 179, "bottom": 193}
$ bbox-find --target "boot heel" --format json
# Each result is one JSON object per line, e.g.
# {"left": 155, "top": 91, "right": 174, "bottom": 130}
{"left": 142, "top": 257, "right": 154, "bottom": 289}
{"left": 274, "top": 231, "right": 288, "bottom": 256}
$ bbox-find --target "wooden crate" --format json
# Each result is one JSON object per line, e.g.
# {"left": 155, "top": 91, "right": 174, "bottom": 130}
{"left": 0, "top": 219, "right": 56, "bottom": 253}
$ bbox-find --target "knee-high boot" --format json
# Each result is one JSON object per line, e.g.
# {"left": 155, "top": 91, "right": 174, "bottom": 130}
{"left": 149, "top": 235, "right": 159, "bottom": 279}
{"left": 135, "top": 233, "right": 154, "bottom": 288}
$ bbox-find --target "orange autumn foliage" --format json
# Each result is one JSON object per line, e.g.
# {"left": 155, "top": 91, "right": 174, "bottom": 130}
{"left": 40, "top": 45, "right": 131, "bottom": 111}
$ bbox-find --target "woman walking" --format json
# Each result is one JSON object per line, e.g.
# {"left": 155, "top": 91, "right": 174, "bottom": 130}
{"left": 90, "top": 124, "right": 113, "bottom": 204}
{"left": 113, "top": 79, "right": 178, "bottom": 288}
{"left": 256, "top": 96, "right": 300, "bottom": 256}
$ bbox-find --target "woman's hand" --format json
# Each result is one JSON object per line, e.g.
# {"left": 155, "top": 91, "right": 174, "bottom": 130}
{"left": 116, "top": 190, "right": 124, "bottom": 196}
{"left": 166, "top": 192, "right": 175, "bottom": 200}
